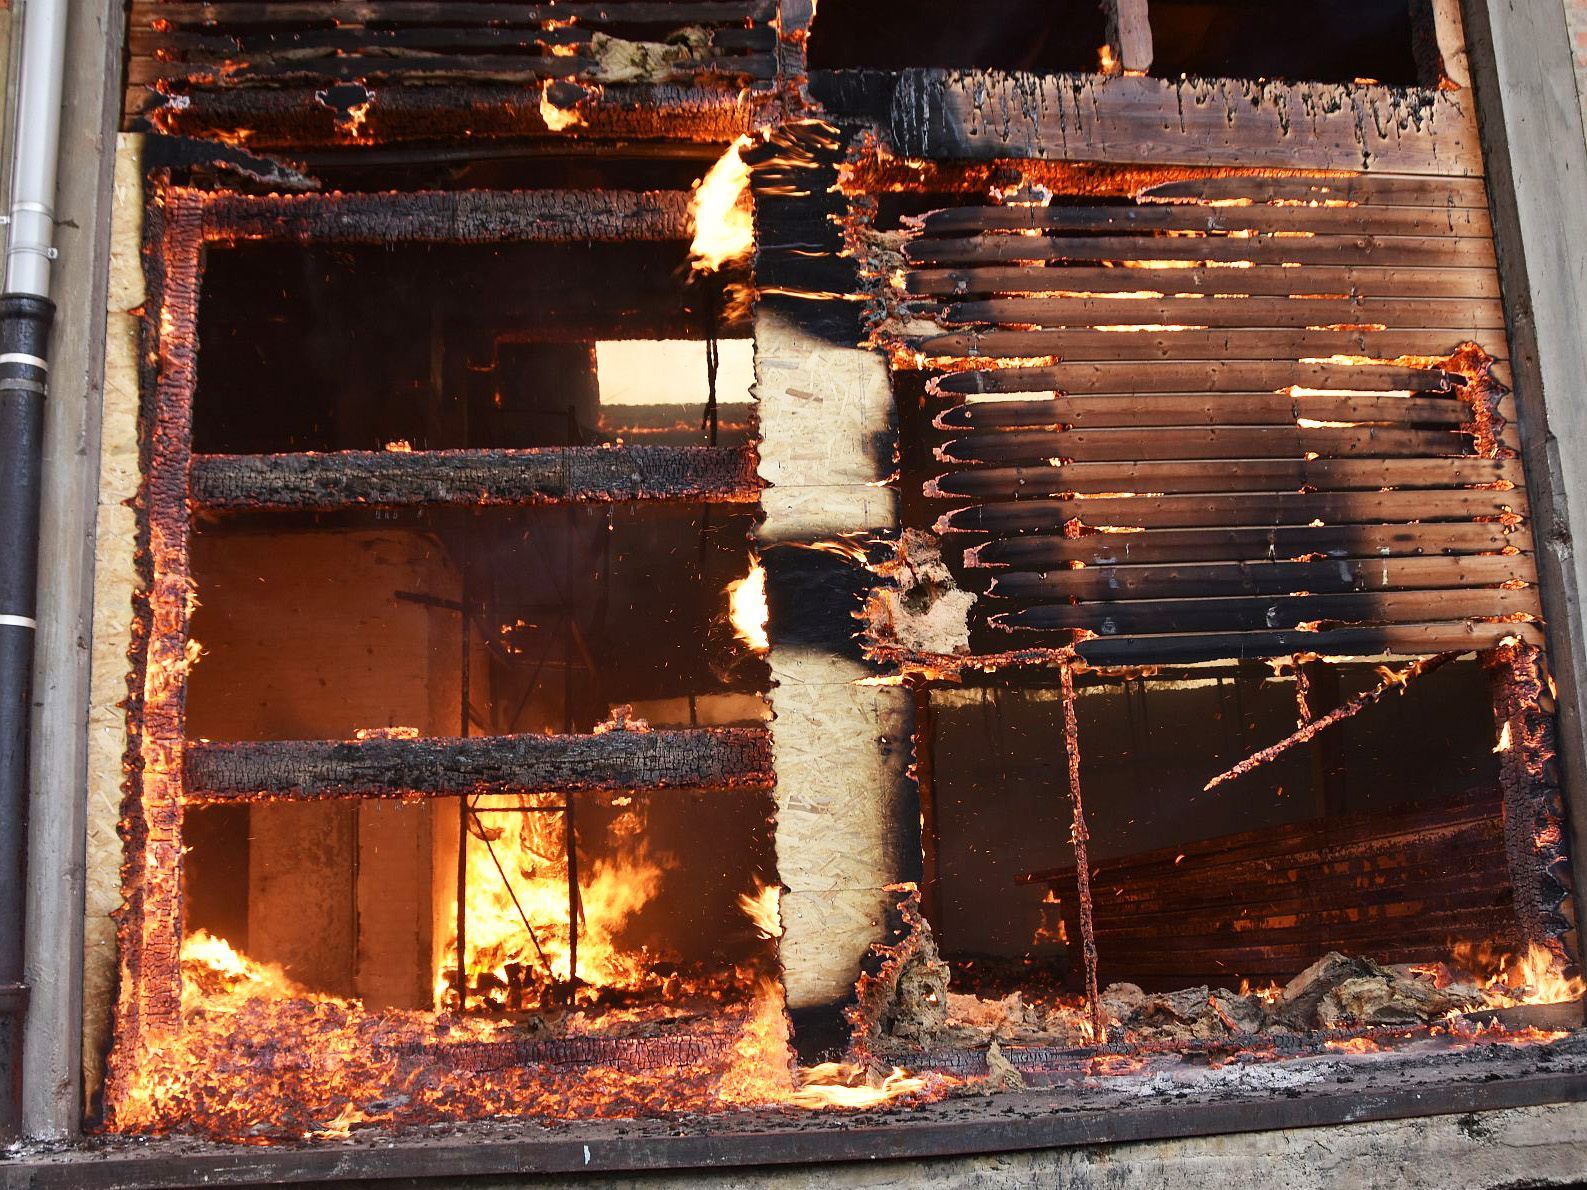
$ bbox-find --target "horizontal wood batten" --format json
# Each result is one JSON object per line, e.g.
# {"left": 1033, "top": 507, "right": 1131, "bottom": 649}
{"left": 932, "top": 360, "right": 1456, "bottom": 395}
{"left": 188, "top": 446, "right": 762, "bottom": 510}
{"left": 1136, "top": 174, "right": 1490, "bottom": 207}
{"left": 916, "top": 329, "right": 1495, "bottom": 364}
{"left": 936, "top": 295, "right": 1506, "bottom": 332}
{"left": 887, "top": 71, "right": 1482, "bottom": 176}
{"left": 906, "top": 264, "right": 1502, "bottom": 301}
{"left": 1072, "top": 620, "right": 1545, "bottom": 665}
{"left": 917, "top": 203, "right": 1493, "bottom": 237}
{"left": 183, "top": 728, "right": 775, "bottom": 803}
{"left": 934, "top": 393, "right": 1472, "bottom": 430}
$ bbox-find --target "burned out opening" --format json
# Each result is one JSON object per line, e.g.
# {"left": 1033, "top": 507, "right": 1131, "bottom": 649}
{"left": 805, "top": 0, "right": 1109, "bottom": 73}
{"left": 1147, "top": 0, "right": 1420, "bottom": 84}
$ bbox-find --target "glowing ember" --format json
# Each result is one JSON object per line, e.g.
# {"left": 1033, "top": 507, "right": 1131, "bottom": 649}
{"left": 726, "top": 553, "right": 769, "bottom": 653}
{"left": 788, "top": 1061, "right": 931, "bottom": 1109}
{"left": 539, "top": 84, "right": 586, "bottom": 132}
{"left": 689, "top": 134, "right": 756, "bottom": 273}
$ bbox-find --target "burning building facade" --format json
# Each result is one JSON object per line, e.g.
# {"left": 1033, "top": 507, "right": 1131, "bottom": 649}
{"left": 7, "top": 0, "right": 1587, "bottom": 1185}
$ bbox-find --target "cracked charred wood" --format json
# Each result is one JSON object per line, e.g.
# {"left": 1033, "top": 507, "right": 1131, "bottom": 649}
{"left": 934, "top": 393, "right": 1472, "bottom": 431}
{"left": 918, "top": 202, "right": 1492, "bottom": 237}
{"left": 938, "top": 425, "right": 1475, "bottom": 464}
{"left": 189, "top": 446, "right": 762, "bottom": 511}
{"left": 917, "top": 327, "right": 1487, "bottom": 363}
{"left": 932, "top": 361, "right": 1457, "bottom": 394}
{"left": 904, "top": 230, "right": 1497, "bottom": 269}
{"left": 907, "top": 263, "right": 1502, "bottom": 300}
{"left": 1074, "top": 622, "right": 1545, "bottom": 666}
{"left": 936, "top": 295, "right": 1506, "bottom": 333}
{"left": 184, "top": 728, "right": 775, "bottom": 803}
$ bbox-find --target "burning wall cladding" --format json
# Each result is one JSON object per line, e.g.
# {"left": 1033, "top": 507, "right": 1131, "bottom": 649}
{"left": 97, "top": 0, "right": 1586, "bottom": 1146}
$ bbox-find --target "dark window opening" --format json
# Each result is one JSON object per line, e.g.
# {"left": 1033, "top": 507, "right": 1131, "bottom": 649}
{"left": 807, "top": 0, "right": 1108, "bottom": 72}
{"left": 1148, "top": 0, "right": 1420, "bottom": 85}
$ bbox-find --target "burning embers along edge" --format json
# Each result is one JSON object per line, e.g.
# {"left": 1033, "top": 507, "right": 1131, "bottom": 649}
{"left": 101, "top": 114, "right": 1587, "bottom": 1145}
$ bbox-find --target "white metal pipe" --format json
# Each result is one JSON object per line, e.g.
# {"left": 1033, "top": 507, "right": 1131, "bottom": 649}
{"left": 4, "top": 0, "right": 68, "bottom": 298}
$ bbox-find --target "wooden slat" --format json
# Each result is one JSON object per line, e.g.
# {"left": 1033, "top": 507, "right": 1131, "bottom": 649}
{"left": 933, "top": 360, "right": 1457, "bottom": 395}
{"left": 916, "top": 202, "right": 1493, "bottom": 237}
{"left": 989, "top": 554, "right": 1532, "bottom": 600}
{"left": 130, "top": 0, "right": 775, "bottom": 27}
{"left": 996, "top": 587, "right": 1539, "bottom": 634}
{"left": 188, "top": 446, "right": 762, "bottom": 511}
{"left": 938, "top": 425, "right": 1473, "bottom": 464}
{"left": 904, "top": 231, "right": 1498, "bottom": 269}
{"left": 183, "top": 728, "right": 775, "bottom": 803}
{"left": 1136, "top": 174, "right": 1490, "bottom": 208}
{"left": 928, "top": 457, "right": 1523, "bottom": 499}
{"left": 1072, "top": 620, "right": 1544, "bottom": 664}
{"left": 918, "top": 327, "right": 1507, "bottom": 362}
{"left": 935, "top": 393, "right": 1471, "bottom": 431}
{"left": 940, "top": 488, "right": 1527, "bottom": 534}
{"left": 131, "top": 26, "right": 776, "bottom": 56}
{"left": 970, "top": 522, "right": 1524, "bottom": 568}
{"left": 937, "top": 295, "right": 1506, "bottom": 332}
{"left": 129, "top": 52, "right": 778, "bottom": 86}
{"left": 888, "top": 72, "right": 1483, "bottom": 178}
{"left": 906, "top": 264, "right": 1502, "bottom": 300}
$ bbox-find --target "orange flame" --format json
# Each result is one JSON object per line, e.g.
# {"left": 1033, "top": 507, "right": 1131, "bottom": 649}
{"left": 726, "top": 553, "right": 769, "bottom": 653}
{"left": 689, "top": 135, "right": 756, "bottom": 273}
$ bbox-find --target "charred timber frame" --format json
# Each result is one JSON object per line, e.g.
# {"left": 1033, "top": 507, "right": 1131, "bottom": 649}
{"left": 105, "top": 182, "right": 763, "bottom": 1112}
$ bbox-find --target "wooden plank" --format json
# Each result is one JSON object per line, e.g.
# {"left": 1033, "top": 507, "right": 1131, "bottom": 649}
{"left": 1136, "top": 174, "right": 1490, "bottom": 208}
{"left": 936, "top": 295, "right": 1507, "bottom": 332}
{"left": 927, "top": 457, "right": 1523, "bottom": 499}
{"left": 129, "top": 51, "right": 778, "bottom": 86}
{"left": 995, "top": 588, "right": 1540, "bottom": 634}
{"left": 934, "top": 393, "right": 1471, "bottom": 430}
{"left": 933, "top": 360, "right": 1458, "bottom": 395}
{"left": 1105, "top": 0, "right": 1153, "bottom": 73}
{"left": 131, "top": 26, "right": 776, "bottom": 56}
{"left": 887, "top": 72, "right": 1483, "bottom": 177}
{"left": 129, "top": 1, "right": 777, "bottom": 28}
{"left": 199, "top": 187, "right": 693, "bottom": 244}
{"left": 938, "top": 488, "right": 1528, "bottom": 533}
{"left": 188, "top": 446, "right": 762, "bottom": 511}
{"left": 938, "top": 425, "right": 1473, "bottom": 464}
{"left": 183, "top": 728, "right": 775, "bottom": 803}
{"left": 904, "top": 231, "right": 1498, "bottom": 268}
{"left": 1072, "top": 620, "right": 1545, "bottom": 665}
{"left": 988, "top": 554, "right": 1532, "bottom": 600}
{"left": 905, "top": 264, "right": 1502, "bottom": 301}
{"left": 916, "top": 202, "right": 1493, "bottom": 237}
{"left": 970, "top": 522, "right": 1524, "bottom": 568}
{"left": 917, "top": 327, "right": 1507, "bottom": 362}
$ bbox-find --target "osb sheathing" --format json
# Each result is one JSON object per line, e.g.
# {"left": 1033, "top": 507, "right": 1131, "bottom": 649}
{"left": 755, "top": 302, "right": 910, "bottom": 1011}
{"left": 82, "top": 133, "right": 145, "bottom": 1103}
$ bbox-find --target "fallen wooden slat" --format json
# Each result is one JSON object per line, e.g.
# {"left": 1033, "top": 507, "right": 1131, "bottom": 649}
{"left": 939, "top": 488, "right": 1528, "bottom": 533}
{"left": 903, "top": 231, "right": 1497, "bottom": 269}
{"left": 934, "top": 393, "right": 1471, "bottom": 430}
{"left": 927, "top": 457, "right": 1522, "bottom": 499}
{"left": 916, "top": 202, "right": 1493, "bottom": 237}
{"left": 1135, "top": 174, "right": 1490, "bottom": 208}
{"left": 917, "top": 327, "right": 1506, "bottom": 362}
{"left": 183, "top": 727, "right": 775, "bottom": 803}
{"left": 888, "top": 72, "right": 1482, "bottom": 178}
{"left": 905, "top": 263, "right": 1502, "bottom": 300}
{"left": 1072, "top": 620, "right": 1543, "bottom": 665}
{"left": 932, "top": 360, "right": 1457, "bottom": 395}
{"left": 995, "top": 587, "right": 1539, "bottom": 634}
{"left": 970, "top": 522, "right": 1524, "bottom": 568}
{"left": 989, "top": 554, "right": 1532, "bottom": 600}
{"left": 936, "top": 295, "right": 1506, "bottom": 332}
{"left": 188, "top": 446, "right": 762, "bottom": 511}
{"left": 938, "top": 425, "right": 1472, "bottom": 464}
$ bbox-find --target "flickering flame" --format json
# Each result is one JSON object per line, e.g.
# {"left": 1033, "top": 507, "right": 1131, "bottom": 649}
{"left": 539, "top": 85, "right": 586, "bottom": 132}
{"left": 727, "top": 554, "right": 769, "bottom": 653}
{"left": 1495, "top": 721, "right": 1513, "bottom": 752}
{"left": 788, "top": 1062, "right": 931, "bottom": 1109}
{"left": 690, "top": 134, "right": 756, "bottom": 273}
{"left": 1453, "top": 941, "right": 1586, "bottom": 1006}
{"left": 384, "top": 439, "right": 413, "bottom": 453}
{"left": 739, "top": 881, "right": 783, "bottom": 939}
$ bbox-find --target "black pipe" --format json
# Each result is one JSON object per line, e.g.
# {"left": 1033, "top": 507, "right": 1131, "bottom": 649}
{"left": 0, "top": 291, "right": 54, "bottom": 1137}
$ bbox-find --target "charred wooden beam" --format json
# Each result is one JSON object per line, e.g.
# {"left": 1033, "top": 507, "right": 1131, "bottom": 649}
{"left": 917, "top": 202, "right": 1492, "bottom": 237}
{"left": 1073, "top": 620, "right": 1546, "bottom": 666}
{"left": 198, "top": 188, "right": 693, "bottom": 245}
{"left": 189, "top": 446, "right": 762, "bottom": 511}
{"left": 1137, "top": 174, "right": 1490, "bottom": 207}
{"left": 935, "top": 296, "right": 1506, "bottom": 333}
{"left": 935, "top": 393, "right": 1472, "bottom": 431}
{"left": 907, "top": 264, "right": 1502, "bottom": 301}
{"left": 183, "top": 728, "right": 775, "bottom": 803}
{"left": 938, "top": 425, "right": 1476, "bottom": 465}
{"left": 915, "top": 328, "right": 1497, "bottom": 364}
{"left": 904, "top": 230, "right": 1498, "bottom": 269}
{"left": 885, "top": 72, "right": 1481, "bottom": 176}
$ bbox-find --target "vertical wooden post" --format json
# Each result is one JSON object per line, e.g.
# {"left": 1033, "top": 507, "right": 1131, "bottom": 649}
{"left": 1105, "top": 0, "right": 1154, "bottom": 74}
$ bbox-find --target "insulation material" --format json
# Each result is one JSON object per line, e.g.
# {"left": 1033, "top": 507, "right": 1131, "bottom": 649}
{"left": 82, "top": 135, "right": 147, "bottom": 1103}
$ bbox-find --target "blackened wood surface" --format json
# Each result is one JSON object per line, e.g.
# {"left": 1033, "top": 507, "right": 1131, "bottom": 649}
{"left": 184, "top": 728, "right": 775, "bottom": 802}
{"left": 1020, "top": 789, "right": 1521, "bottom": 983}
{"left": 904, "top": 169, "right": 1537, "bottom": 661}
{"left": 189, "top": 446, "right": 761, "bottom": 510}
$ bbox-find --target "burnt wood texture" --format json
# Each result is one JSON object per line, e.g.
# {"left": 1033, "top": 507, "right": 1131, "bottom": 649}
{"left": 904, "top": 171, "right": 1539, "bottom": 664}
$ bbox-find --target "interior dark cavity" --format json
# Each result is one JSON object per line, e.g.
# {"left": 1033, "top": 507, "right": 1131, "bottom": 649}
{"left": 192, "top": 240, "right": 753, "bottom": 454}
{"left": 923, "top": 659, "right": 1512, "bottom": 991}
{"left": 1148, "top": 0, "right": 1420, "bottom": 85}
{"left": 806, "top": 0, "right": 1108, "bottom": 72}
{"left": 184, "top": 504, "right": 769, "bottom": 742}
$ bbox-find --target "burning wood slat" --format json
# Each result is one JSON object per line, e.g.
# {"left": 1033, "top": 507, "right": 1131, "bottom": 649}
{"left": 918, "top": 202, "right": 1493, "bottom": 237}
{"left": 905, "top": 231, "right": 1498, "bottom": 269}
{"left": 940, "top": 425, "right": 1477, "bottom": 464}
{"left": 189, "top": 446, "right": 762, "bottom": 511}
{"left": 917, "top": 327, "right": 1496, "bottom": 362}
{"left": 937, "top": 296, "right": 1506, "bottom": 333}
{"left": 183, "top": 728, "right": 775, "bottom": 803}
{"left": 936, "top": 394, "right": 1473, "bottom": 431}
{"left": 1075, "top": 621, "right": 1545, "bottom": 666}
{"left": 908, "top": 263, "right": 1502, "bottom": 300}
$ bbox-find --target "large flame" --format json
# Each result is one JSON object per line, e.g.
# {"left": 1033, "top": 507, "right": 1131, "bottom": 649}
{"left": 726, "top": 553, "right": 769, "bottom": 653}
{"left": 1453, "top": 941, "right": 1587, "bottom": 1007}
{"left": 689, "top": 135, "right": 756, "bottom": 273}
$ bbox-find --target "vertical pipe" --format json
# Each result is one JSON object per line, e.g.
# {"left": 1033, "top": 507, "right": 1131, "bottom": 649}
{"left": 0, "top": 0, "right": 69, "bottom": 1137}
